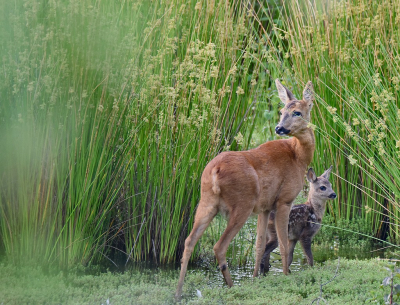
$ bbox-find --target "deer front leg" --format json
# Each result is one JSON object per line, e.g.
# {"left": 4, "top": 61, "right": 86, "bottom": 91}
{"left": 300, "top": 237, "right": 314, "bottom": 266}
{"left": 253, "top": 211, "right": 270, "bottom": 277}
{"left": 274, "top": 203, "right": 291, "bottom": 275}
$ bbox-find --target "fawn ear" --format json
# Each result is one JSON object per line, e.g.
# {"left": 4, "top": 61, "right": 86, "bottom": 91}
{"left": 303, "top": 81, "right": 314, "bottom": 107}
{"left": 275, "top": 79, "right": 296, "bottom": 104}
{"left": 322, "top": 165, "right": 333, "bottom": 180}
{"left": 306, "top": 168, "right": 317, "bottom": 183}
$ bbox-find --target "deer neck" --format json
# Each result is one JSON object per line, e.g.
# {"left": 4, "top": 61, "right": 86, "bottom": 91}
{"left": 290, "top": 128, "right": 315, "bottom": 168}
{"left": 306, "top": 197, "right": 327, "bottom": 223}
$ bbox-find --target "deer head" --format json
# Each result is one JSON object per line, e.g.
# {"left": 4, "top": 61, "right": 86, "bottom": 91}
{"left": 275, "top": 80, "right": 314, "bottom": 136}
{"left": 306, "top": 166, "right": 336, "bottom": 200}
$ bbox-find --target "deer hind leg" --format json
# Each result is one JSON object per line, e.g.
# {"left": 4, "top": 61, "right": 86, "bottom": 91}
{"left": 260, "top": 238, "right": 278, "bottom": 275}
{"left": 175, "top": 201, "right": 217, "bottom": 299}
{"left": 213, "top": 209, "right": 253, "bottom": 287}
{"left": 274, "top": 202, "right": 292, "bottom": 274}
{"left": 300, "top": 237, "right": 313, "bottom": 266}
{"left": 253, "top": 211, "right": 271, "bottom": 277}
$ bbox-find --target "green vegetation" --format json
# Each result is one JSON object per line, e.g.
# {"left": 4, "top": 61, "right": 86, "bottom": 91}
{"left": 257, "top": 0, "right": 400, "bottom": 240}
{"left": 313, "top": 215, "right": 375, "bottom": 248}
{"left": 0, "top": 0, "right": 398, "bottom": 282}
{"left": 0, "top": 258, "right": 394, "bottom": 304}
{"left": 0, "top": 0, "right": 271, "bottom": 266}
{"left": 1, "top": 2, "right": 399, "bottom": 303}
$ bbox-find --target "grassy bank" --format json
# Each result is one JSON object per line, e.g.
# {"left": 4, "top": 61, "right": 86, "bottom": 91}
{"left": 0, "top": 258, "right": 394, "bottom": 304}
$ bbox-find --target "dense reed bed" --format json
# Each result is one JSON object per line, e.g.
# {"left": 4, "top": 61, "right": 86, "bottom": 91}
{"left": 255, "top": 0, "right": 400, "bottom": 240}
{"left": 0, "top": 0, "right": 272, "bottom": 266}
{"left": 1, "top": 0, "right": 396, "bottom": 269}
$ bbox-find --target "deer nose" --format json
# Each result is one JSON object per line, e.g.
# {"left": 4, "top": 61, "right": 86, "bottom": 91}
{"left": 275, "top": 126, "right": 290, "bottom": 135}
{"left": 329, "top": 193, "right": 337, "bottom": 199}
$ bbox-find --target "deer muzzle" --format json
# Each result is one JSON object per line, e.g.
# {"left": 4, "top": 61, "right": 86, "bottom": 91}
{"left": 275, "top": 125, "right": 290, "bottom": 135}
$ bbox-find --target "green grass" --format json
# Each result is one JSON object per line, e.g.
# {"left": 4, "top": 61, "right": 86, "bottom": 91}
{"left": 0, "top": 258, "right": 394, "bottom": 304}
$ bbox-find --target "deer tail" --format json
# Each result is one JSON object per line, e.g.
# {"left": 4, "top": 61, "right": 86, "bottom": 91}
{"left": 211, "top": 167, "right": 221, "bottom": 195}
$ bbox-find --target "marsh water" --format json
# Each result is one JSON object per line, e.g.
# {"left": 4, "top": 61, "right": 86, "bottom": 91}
{"left": 119, "top": 214, "right": 388, "bottom": 287}
{"left": 197, "top": 244, "right": 385, "bottom": 283}
{"left": 76, "top": 215, "right": 389, "bottom": 291}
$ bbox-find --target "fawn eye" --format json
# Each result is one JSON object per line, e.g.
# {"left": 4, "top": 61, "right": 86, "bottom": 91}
{"left": 320, "top": 186, "right": 326, "bottom": 191}
{"left": 293, "top": 111, "right": 302, "bottom": 117}
{"left": 279, "top": 111, "right": 282, "bottom": 116}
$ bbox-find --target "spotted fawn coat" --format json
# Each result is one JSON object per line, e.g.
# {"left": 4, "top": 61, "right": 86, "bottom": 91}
{"left": 260, "top": 166, "right": 336, "bottom": 274}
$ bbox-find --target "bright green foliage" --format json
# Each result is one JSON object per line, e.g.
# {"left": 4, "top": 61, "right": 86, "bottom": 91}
{"left": 256, "top": 0, "right": 400, "bottom": 239}
{"left": 0, "top": 0, "right": 270, "bottom": 266}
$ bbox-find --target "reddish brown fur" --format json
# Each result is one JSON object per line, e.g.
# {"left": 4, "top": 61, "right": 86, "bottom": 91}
{"left": 175, "top": 80, "right": 316, "bottom": 299}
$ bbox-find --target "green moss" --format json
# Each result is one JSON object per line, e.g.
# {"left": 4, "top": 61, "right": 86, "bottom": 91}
{"left": 0, "top": 259, "right": 393, "bottom": 304}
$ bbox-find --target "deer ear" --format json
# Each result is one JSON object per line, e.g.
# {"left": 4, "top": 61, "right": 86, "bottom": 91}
{"left": 275, "top": 79, "right": 295, "bottom": 104}
{"left": 306, "top": 168, "right": 317, "bottom": 183}
{"left": 303, "top": 81, "right": 314, "bottom": 107}
{"left": 322, "top": 165, "right": 333, "bottom": 180}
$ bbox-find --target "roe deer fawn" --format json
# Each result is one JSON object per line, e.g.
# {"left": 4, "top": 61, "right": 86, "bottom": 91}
{"left": 175, "top": 79, "right": 315, "bottom": 299}
{"left": 260, "top": 166, "right": 336, "bottom": 274}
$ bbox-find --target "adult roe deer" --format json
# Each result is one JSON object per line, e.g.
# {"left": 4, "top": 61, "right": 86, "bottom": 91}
{"left": 260, "top": 166, "right": 336, "bottom": 274}
{"left": 175, "top": 79, "right": 315, "bottom": 299}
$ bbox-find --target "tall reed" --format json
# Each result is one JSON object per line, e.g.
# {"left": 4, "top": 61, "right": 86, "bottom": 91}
{"left": 0, "top": 0, "right": 270, "bottom": 266}
{"left": 123, "top": 0, "right": 270, "bottom": 263}
{"left": 253, "top": 0, "right": 400, "bottom": 240}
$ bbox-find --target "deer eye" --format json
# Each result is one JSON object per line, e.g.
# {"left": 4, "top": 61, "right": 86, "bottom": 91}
{"left": 293, "top": 111, "right": 302, "bottom": 117}
{"left": 320, "top": 186, "right": 326, "bottom": 191}
{"left": 279, "top": 111, "right": 282, "bottom": 116}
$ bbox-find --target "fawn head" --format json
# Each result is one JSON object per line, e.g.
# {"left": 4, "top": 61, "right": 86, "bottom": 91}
{"left": 275, "top": 79, "right": 314, "bottom": 136}
{"left": 306, "top": 166, "right": 336, "bottom": 200}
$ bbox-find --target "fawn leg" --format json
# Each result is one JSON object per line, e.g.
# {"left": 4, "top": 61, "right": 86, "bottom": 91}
{"left": 274, "top": 203, "right": 291, "bottom": 274}
{"left": 260, "top": 238, "right": 278, "bottom": 275}
{"left": 253, "top": 211, "right": 270, "bottom": 277}
{"left": 287, "top": 240, "right": 297, "bottom": 269}
{"left": 175, "top": 201, "right": 217, "bottom": 299}
{"left": 300, "top": 237, "right": 314, "bottom": 266}
{"left": 213, "top": 209, "right": 253, "bottom": 287}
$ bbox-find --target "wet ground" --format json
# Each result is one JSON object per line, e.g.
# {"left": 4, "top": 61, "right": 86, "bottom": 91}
{"left": 122, "top": 239, "right": 387, "bottom": 290}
